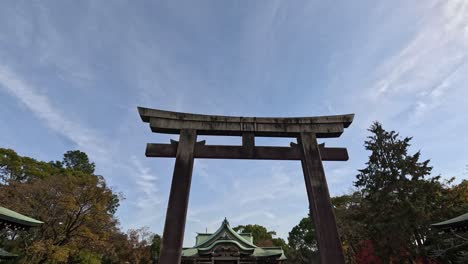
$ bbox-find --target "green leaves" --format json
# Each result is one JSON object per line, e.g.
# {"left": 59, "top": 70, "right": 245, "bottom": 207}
{"left": 350, "top": 121, "right": 465, "bottom": 262}
{"left": 232, "top": 224, "right": 277, "bottom": 246}
{"left": 0, "top": 149, "right": 127, "bottom": 263}
{"left": 0, "top": 148, "right": 57, "bottom": 183}
{"left": 61, "top": 150, "right": 96, "bottom": 175}
{"left": 287, "top": 217, "right": 318, "bottom": 264}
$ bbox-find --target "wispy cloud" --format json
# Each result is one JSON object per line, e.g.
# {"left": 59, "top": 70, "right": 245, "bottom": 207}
{"left": 364, "top": 0, "right": 468, "bottom": 123}
{"left": 234, "top": 164, "right": 304, "bottom": 206}
{"left": 131, "top": 156, "right": 160, "bottom": 209}
{"left": 186, "top": 162, "right": 307, "bottom": 243}
{"left": 0, "top": 64, "right": 104, "bottom": 155}
{"left": 230, "top": 210, "right": 276, "bottom": 223}
{"left": 0, "top": 64, "right": 161, "bottom": 229}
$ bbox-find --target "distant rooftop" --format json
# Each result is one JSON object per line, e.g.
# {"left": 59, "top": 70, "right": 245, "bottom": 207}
{"left": 0, "top": 206, "right": 43, "bottom": 229}
{"left": 182, "top": 218, "right": 286, "bottom": 262}
{"left": 432, "top": 212, "right": 468, "bottom": 230}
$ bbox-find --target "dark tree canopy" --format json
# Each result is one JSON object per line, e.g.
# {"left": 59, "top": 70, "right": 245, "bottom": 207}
{"left": 353, "top": 122, "right": 459, "bottom": 262}
{"left": 287, "top": 217, "right": 318, "bottom": 264}
{"left": 0, "top": 148, "right": 56, "bottom": 183}
{"left": 61, "top": 150, "right": 96, "bottom": 174}
{"left": 151, "top": 234, "right": 161, "bottom": 262}
{"left": 232, "top": 224, "right": 290, "bottom": 257}
{"left": 233, "top": 224, "right": 276, "bottom": 246}
{"left": 355, "top": 122, "right": 433, "bottom": 191}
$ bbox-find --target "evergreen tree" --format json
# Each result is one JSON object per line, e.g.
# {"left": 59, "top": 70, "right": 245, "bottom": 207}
{"left": 150, "top": 234, "right": 161, "bottom": 263}
{"left": 61, "top": 150, "right": 96, "bottom": 174}
{"left": 233, "top": 224, "right": 277, "bottom": 246}
{"left": 287, "top": 217, "right": 318, "bottom": 264}
{"left": 355, "top": 122, "right": 439, "bottom": 262}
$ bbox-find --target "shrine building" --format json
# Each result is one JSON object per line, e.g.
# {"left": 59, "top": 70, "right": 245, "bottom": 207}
{"left": 181, "top": 219, "right": 287, "bottom": 264}
{"left": 0, "top": 206, "right": 43, "bottom": 260}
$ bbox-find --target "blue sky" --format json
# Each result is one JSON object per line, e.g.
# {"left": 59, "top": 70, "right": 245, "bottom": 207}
{"left": 1, "top": 0, "right": 467, "bottom": 246}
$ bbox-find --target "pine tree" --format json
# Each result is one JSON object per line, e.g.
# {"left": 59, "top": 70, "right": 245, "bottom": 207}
{"left": 355, "top": 122, "right": 437, "bottom": 263}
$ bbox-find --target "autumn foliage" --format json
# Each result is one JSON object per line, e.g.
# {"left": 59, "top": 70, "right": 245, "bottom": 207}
{"left": 0, "top": 149, "right": 157, "bottom": 263}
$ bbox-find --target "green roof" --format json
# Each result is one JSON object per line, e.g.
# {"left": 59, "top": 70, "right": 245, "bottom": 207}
{"left": 432, "top": 212, "right": 468, "bottom": 229}
{"left": 181, "top": 248, "right": 198, "bottom": 257}
{"left": 194, "top": 218, "right": 256, "bottom": 249}
{"left": 254, "top": 247, "right": 287, "bottom": 260}
{"left": 182, "top": 218, "right": 286, "bottom": 260}
{"left": 240, "top": 233, "right": 254, "bottom": 244}
{"left": 0, "top": 206, "right": 43, "bottom": 228}
{"left": 195, "top": 233, "right": 212, "bottom": 246}
{"left": 196, "top": 232, "right": 253, "bottom": 246}
{"left": 0, "top": 248, "right": 18, "bottom": 259}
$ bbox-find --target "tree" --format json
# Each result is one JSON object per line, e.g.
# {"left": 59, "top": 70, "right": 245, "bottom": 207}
{"left": 59, "top": 150, "right": 96, "bottom": 174}
{"left": 0, "top": 148, "right": 168, "bottom": 263}
{"left": 102, "top": 230, "right": 135, "bottom": 264}
{"left": 0, "top": 148, "right": 57, "bottom": 183}
{"left": 150, "top": 234, "right": 161, "bottom": 263}
{"left": 233, "top": 224, "right": 277, "bottom": 246}
{"left": 0, "top": 173, "right": 120, "bottom": 263}
{"left": 0, "top": 148, "right": 125, "bottom": 263}
{"left": 271, "top": 237, "right": 291, "bottom": 258}
{"left": 354, "top": 122, "right": 445, "bottom": 262}
{"left": 125, "top": 227, "right": 154, "bottom": 264}
{"left": 287, "top": 217, "right": 318, "bottom": 264}
{"left": 424, "top": 180, "right": 468, "bottom": 263}
{"left": 233, "top": 224, "right": 290, "bottom": 259}
{"left": 332, "top": 194, "right": 369, "bottom": 264}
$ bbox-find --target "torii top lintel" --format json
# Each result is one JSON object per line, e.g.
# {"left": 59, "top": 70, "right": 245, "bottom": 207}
{"left": 138, "top": 107, "right": 354, "bottom": 138}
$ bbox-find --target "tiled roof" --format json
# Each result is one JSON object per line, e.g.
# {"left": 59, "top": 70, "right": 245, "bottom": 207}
{"left": 183, "top": 218, "right": 286, "bottom": 260}
{"left": 0, "top": 248, "right": 18, "bottom": 259}
{"left": 0, "top": 206, "right": 43, "bottom": 228}
{"left": 432, "top": 212, "right": 468, "bottom": 229}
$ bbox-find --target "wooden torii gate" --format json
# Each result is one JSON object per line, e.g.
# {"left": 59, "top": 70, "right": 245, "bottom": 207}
{"left": 138, "top": 107, "right": 354, "bottom": 264}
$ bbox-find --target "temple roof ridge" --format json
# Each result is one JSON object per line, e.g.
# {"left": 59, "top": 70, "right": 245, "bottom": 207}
{"left": 194, "top": 218, "right": 256, "bottom": 249}
{"left": 183, "top": 218, "right": 287, "bottom": 261}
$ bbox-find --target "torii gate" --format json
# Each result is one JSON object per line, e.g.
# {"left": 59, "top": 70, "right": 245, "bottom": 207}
{"left": 138, "top": 107, "right": 354, "bottom": 264}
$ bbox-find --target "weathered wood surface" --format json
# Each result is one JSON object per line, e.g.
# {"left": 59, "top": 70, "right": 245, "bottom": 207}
{"left": 298, "top": 133, "right": 345, "bottom": 264}
{"left": 242, "top": 132, "right": 255, "bottom": 158}
{"left": 159, "top": 129, "right": 197, "bottom": 264}
{"left": 138, "top": 107, "right": 354, "bottom": 138}
{"left": 145, "top": 143, "right": 348, "bottom": 161}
